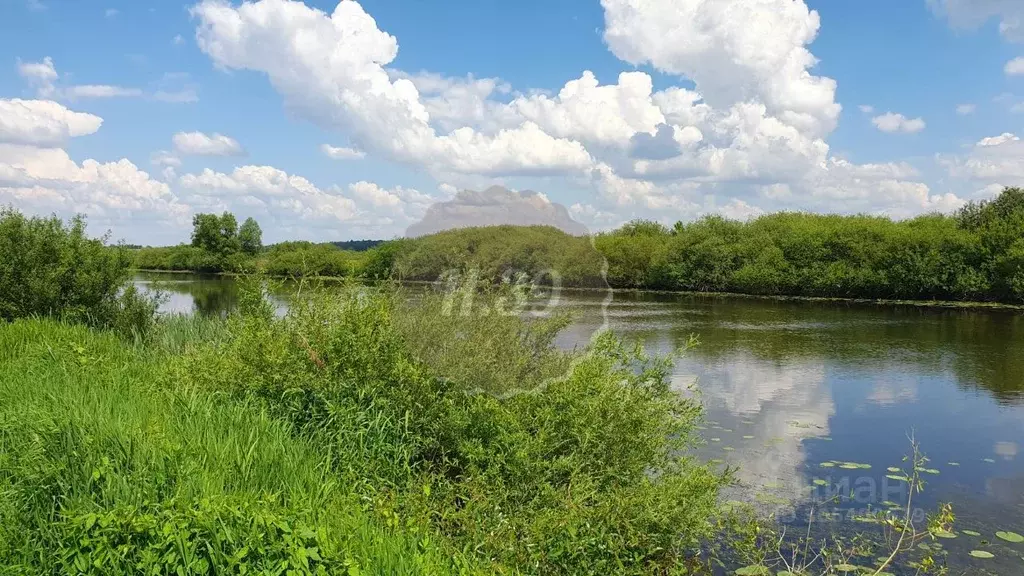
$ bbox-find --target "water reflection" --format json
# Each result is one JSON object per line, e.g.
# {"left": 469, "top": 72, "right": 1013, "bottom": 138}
{"left": 684, "top": 354, "right": 832, "bottom": 515}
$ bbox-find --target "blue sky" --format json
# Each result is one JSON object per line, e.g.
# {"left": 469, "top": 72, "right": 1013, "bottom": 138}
{"left": 1, "top": 0, "right": 1023, "bottom": 244}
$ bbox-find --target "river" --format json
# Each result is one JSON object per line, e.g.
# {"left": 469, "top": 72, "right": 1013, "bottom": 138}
{"left": 135, "top": 271, "right": 1024, "bottom": 572}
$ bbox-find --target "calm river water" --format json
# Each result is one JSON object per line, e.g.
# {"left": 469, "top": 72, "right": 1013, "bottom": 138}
{"left": 135, "top": 271, "right": 1024, "bottom": 572}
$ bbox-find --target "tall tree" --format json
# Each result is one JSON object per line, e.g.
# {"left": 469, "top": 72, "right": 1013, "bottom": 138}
{"left": 191, "top": 212, "right": 242, "bottom": 255}
{"left": 239, "top": 217, "right": 263, "bottom": 255}
{"left": 219, "top": 212, "right": 241, "bottom": 254}
{"left": 191, "top": 213, "right": 223, "bottom": 253}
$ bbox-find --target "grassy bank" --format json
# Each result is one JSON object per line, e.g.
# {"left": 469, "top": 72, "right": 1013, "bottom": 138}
{"left": 0, "top": 318, "right": 474, "bottom": 575}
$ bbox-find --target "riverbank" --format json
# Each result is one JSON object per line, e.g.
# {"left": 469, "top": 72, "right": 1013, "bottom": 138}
{"left": 135, "top": 269, "right": 1024, "bottom": 313}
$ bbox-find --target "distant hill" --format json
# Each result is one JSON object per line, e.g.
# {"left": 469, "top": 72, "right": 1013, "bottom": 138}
{"left": 329, "top": 239, "right": 384, "bottom": 251}
{"left": 405, "top": 185, "right": 589, "bottom": 238}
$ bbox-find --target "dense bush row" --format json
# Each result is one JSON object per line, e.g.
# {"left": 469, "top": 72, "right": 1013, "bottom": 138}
{"left": 396, "top": 187, "right": 1024, "bottom": 303}
{"left": 133, "top": 240, "right": 394, "bottom": 278}
{"left": 131, "top": 187, "right": 1024, "bottom": 303}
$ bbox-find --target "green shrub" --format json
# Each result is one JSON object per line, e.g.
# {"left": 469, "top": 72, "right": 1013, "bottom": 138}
{"left": 0, "top": 208, "right": 158, "bottom": 338}
{"left": 174, "top": 281, "right": 727, "bottom": 575}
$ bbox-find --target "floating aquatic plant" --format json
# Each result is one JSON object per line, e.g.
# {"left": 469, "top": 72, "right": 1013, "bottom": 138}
{"left": 996, "top": 531, "right": 1024, "bottom": 543}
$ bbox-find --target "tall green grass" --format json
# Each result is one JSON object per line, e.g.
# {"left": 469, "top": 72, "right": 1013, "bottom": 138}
{"left": 0, "top": 319, "right": 481, "bottom": 575}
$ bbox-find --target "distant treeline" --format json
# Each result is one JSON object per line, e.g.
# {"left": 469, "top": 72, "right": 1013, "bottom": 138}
{"left": 328, "top": 239, "right": 383, "bottom": 251}
{"left": 132, "top": 186, "right": 1024, "bottom": 303}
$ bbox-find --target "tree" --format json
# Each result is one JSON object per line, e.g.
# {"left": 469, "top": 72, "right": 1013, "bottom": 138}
{"left": 191, "top": 212, "right": 241, "bottom": 255}
{"left": 219, "top": 212, "right": 240, "bottom": 254}
{"left": 191, "top": 213, "right": 222, "bottom": 253}
{"left": 239, "top": 217, "right": 263, "bottom": 255}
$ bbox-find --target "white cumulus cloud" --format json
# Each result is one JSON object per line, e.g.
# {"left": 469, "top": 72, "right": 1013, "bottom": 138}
{"left": 321, "top": 144, "right": 366, "bottom": 160}
{"left": 0, "top": 98, "right": 103, "bottom": 146}
{"left": 939, "top": 132, "right": 1024, "bottom": 198}
{"left": 0, "top": 143, "right": 188, "bottom": 225}
{"left": 17, "top": 56, "right": 144, "bottom": 101}
{"left": 172, "top": 131, "right": 245, "bottom": 156}
{"left": 601, "top": 0, "right": 840, "bottom": 136}
{"left": 871, "top": 112, "right": 926, "bottom": 134}
{"left": 930, "top": 0, "right": 1024, "bottom": 43}
{"left": 1006, "top": 56, "right": 1024, "bottom": 75}
{"left": 191, "top": 0, "right": 593, "bottom": 177}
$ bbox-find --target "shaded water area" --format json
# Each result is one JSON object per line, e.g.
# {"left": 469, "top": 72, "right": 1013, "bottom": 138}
{"left": 136, "top": 271, "right": 1024, "bottom": 573}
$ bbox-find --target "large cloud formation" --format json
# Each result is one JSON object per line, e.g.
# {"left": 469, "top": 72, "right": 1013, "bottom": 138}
{"left": 188, "top": 0, "right": 962, "bottom": 227}
{"left": 0, "top": 98, "right": 188, "bottom": 237}
{"left": 8, "top": 0, "right": 1010, "bottom": 244}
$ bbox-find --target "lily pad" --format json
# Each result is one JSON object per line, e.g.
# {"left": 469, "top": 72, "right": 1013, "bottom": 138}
{"left": 723, "top": 446, "right": 735, "bottom": 451}
{"left": 734, "top": 566, "right": 769, "bottom": 576}
{"left": 887, "top": 467, "right": 901, "bottom": 473}
{"left": 834, "top": 564, "right": 859, "bottom": 572}
{"left": 996, "top": 531, "right": 1024, "bottom": 543}
{"left": 838, "top": 462, "right": 872, "bottom": 469}
{"left": 813, "top": 478, "right": 829, "bottom": 486}
{"left": 921, "top": 468, "right": 940, "bottom": 475}
{"left": 885, "top": 474, "right": 908, "bottom": 482}
{"left": 743, "top": 435, "right": 755, "bottom": 439}
{"left": 820, "top": 462, "right": 836, "bottom": 468}
{"left": 962, "top": 530, "right": 981, "bottom": 536}
{"left": 969, "top": 550, "right": 994, "bottom": 559}
{"left": 934, "top": 530, "right": 957, "bottom": 539}
{"left": 948, "top": 461, "right": 960, "bottom": 466}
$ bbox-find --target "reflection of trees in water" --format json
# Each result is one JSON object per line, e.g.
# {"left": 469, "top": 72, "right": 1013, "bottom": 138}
{"left": 604, "top": 291, "right": 1024, "bottom": 406}
{"left": 189, "top": 280, "right": 239, "bottom": 317}
{"left": 137, "top": 274, "right": 240, "bottom": 317}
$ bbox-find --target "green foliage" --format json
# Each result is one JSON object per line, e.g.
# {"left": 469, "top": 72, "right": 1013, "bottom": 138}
{"left": 135, "top": 187, "right": 1024, "bottom": 303}
{"left": 239, "top": 216, "right": 263, "bottom": 255}
{"left": 396, "top": 225, "right": 607, "bottom": 287}
{"left": 368, "top": 187, "right": 1023, "bottom": 303}
{"left": 191, "top": 211, "right": 241, "bottom": 255}
{"left": 133, "top": 236, "right": 372, "bottom": 278}
{"left": 261, "top": 242, "right": 365, "bottom": 277}
{"left": 174, "top": 280, "right": 727, "bottom": 575}
{"left": 361, "top": 240, "right": 408, "bottom": 282}
{"left": 0, "top": 207, "right": 157, "bottom": 339}
{"left": 0, "top": 318, "right": 481, "bottom": 575}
